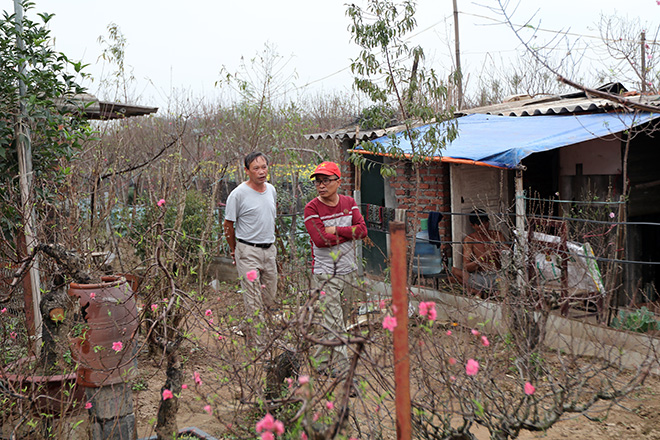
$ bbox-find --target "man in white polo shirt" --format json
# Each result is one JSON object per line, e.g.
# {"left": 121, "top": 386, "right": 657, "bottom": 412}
{"left": 223, "top": 152, "right": 277, "bottom": 350}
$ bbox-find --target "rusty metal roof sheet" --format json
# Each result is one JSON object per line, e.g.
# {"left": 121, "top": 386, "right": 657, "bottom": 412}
{"left": 56, "top": 93, "right": 158, "bottom": 120}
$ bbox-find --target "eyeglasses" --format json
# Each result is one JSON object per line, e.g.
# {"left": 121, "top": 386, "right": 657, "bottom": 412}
{"left": 313, "top": 177, "right": 339, "bottom": 186}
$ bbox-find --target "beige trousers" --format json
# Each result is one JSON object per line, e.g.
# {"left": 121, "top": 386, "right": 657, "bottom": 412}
{"left": 235, "top": 241, "right": 277, "bottom": 349}
{"left": 312, "top": 271, "right": 360, "bottom": 373}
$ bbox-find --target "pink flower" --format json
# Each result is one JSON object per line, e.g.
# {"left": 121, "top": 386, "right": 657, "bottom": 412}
{"left": 150, "top": 304, "right": 158, "bottom": 312}
{"left": 162, "top": 389, "right": 173, "bottom": 400}
{"left": 301, "top": 432, "right": 308, "bottom": 440}
{"left": 299, "top": 375, "right": 309, "bottom": 385}
{"left": 261, "top": 432, "right": 274, "bottom": 440}
{"left": 204, "top": 404, "right": 212, "bottom": 416}
{"left": 326, "top": 401, "right": 334, "bottom": 410}
{"left": 208, "top": 319, "right": 214, "bottom": 325}
{"left": 285, "top": 377, "right": 293, "bottom": 388}
{"left": 246, "top": 270, "right": 258, "bottom": 282}
{"left": 446, "top": 330, "right": 452, "bottom": 336}
{"left": 379, "top": 299, "right": 386, "bottom": 309}
{"left": 382, "top": 315, "right": 397, "bottom": 332}
{"left": 89, "top": 292, "right": 96, "bottom": 299}
{"left": 218, "top": 335, "right": 225, "bottom": 341}
{"left": 466, "top": 359, "right": 480, "bottom": 376}
{"left": 256, "top": 413, "right": 276, "bottom": 432}
{"left": 181, "top": 384, "right": 188, "bottom": 389}
{"left": 418, "top": 301, "right": 436, "bottom": 320}
{"left": 448, "top": 357, "right": 457, "bottom": 365}
{"left": 313, "top": 412, "right": 320, "bottom": 422}
{"left": 609, "top": 212, "right": 616, "bottom": 219}
{"left": 273, "top": 420, "right": 285, "bottom": 436}
{"left": 84, "top": 402, "right": 92, "bottom": 409}
{"left": 481, "top": 336, "right": 490, "bottom": 347}
{"left": 205, "top": 309, "right": 213, "bottom": 317}
{"left": 471, "top": 329, "right": 480, "bottom": 336}
{"left": 10, "top": 332, "right": 17, "bottom": 339}
{"left": 0, "top": 307, "right": 6, "bottom": 314}
{"left": 112, "top": 341, "right": 123, "bottom": 352}
{"left": 320, "top": 290, "right": 326, "bottom": 296}
{"left": 193, "top": 371, "right": 203, "bottom": 386}
{"left": 450, "top": 375, "right": 456, "bottom": 381}
{"left": 524, "top": 382, "right": 536, "bottom": 395}
{"left": 157, "top": 199, "right": 166, "bottom": 207}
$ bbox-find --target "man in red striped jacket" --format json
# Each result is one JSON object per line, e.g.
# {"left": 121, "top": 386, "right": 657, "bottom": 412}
{"left": 304, "top": 161, "right": 368, "bottom": 377}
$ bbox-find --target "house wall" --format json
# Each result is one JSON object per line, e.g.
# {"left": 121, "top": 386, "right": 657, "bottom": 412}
{"left": 559, "top": 137, "right": 622, "bottom": 175}
{"left": 450, "top": 164, "right": 512, "bottom": 269}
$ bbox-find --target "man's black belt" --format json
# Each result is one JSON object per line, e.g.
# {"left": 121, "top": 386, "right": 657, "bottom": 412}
{"left": 237, "top": 238, "right": 273, "bottom": 249}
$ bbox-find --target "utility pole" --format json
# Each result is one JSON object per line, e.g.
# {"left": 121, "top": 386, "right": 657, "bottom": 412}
{"left": 453, "top": 0, "right": 463, "bottom": 110}
{"left": 14, "top": 0, "right": 42, "bottom": 346}
{"left": 641, "top": 31, "right": 647, "bottom": 93}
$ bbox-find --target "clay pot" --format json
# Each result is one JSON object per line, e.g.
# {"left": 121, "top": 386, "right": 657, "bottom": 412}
{"left": 68, "top": 276, "right": 139, "bottom": 388}
{"left": 2, "top": 356, "right": 85, "bottom": 417}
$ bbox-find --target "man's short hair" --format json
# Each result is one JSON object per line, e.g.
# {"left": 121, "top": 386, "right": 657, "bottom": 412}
{"left": 469, "top": 209, "right": 489, "bottom": 225}
{"left": 244, "top": 152, "right": 269, "bottom": 169}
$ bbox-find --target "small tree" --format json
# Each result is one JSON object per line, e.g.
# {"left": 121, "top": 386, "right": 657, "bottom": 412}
{"left": 0, "top": 5, "right": 92, "bottom": 244}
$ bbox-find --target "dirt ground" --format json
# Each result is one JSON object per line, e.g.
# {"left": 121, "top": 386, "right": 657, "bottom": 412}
{"left": 45, "top": 278, "right": 660, "bottom": 440}
{"left": 124, "top": 280, "right": 660, "bottom": 440}
{"left": 131, "top": 359, "right": 660, "bottom": 440}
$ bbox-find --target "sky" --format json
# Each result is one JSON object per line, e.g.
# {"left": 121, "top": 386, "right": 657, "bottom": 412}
{"left": 3, "top": 0, "right": 660, "bottom": 112}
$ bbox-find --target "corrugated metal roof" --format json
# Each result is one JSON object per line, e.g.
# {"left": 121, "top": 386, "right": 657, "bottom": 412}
{"left": 305, "top": 124, "right": 398, "bottom": 141}
{"left": 55, "top": 93, "right": 158, "bottom": 120}
{"left": 303, "top": 88, "right": 660, "bottom": 140}
{"left": 459, "top": 94, "right": 660, "bottom": 117}
{"left": 305, "top": 121, "right": 434, "bottom": 141}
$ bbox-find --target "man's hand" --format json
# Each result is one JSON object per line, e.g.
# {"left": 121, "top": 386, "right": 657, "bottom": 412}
{"left": 325, "top": 226, "right": 337, "bottom": 235}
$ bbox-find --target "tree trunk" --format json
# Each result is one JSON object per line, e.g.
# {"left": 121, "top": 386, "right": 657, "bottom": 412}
{"left": 156, "top": 350, "right": 182, "bottom": 439}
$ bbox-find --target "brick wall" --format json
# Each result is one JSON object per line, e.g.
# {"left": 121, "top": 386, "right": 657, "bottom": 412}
{"left": 390, "top": 160, "right": 452, "bottom": 251}
{"left": 341, "top": 142, "right": 453, "bottom": 258}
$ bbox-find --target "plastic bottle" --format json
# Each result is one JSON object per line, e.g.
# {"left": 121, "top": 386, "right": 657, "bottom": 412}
{"left": 412, "top": 218, "right": 443, "bottom": 275}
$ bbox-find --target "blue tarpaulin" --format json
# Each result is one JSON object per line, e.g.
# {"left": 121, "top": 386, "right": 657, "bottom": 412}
{"left": 365, "top": 112, "right": 660, "bottom": 169}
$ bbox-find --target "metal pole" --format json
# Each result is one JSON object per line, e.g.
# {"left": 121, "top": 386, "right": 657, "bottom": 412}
{"left": 515, "top": 169, "right": 527, "bottom": 290}
{"left": 14, "top": 0, "right": 42, "bottom": 344}
{"left": 390, "top": 221, "right": 411, "bottom": 440}
{"left": 641, "top": 31, "right": 647, "bottom": 94}
{"left": 354, "top": 189, "right": 363, "bottom": 277}
{"left": 452, "top": 0, "right": 463, "bottom": 110}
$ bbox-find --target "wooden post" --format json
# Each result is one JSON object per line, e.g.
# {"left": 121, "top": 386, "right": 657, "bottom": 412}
{"left": 14, "top": 0, "right": 42, "bottom": 346}
{"left": 390, "top": 221, "right": 411, "bottom": 440}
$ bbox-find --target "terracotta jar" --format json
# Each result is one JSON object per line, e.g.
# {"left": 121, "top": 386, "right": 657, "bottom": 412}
{"left": 68, "top": 276, "right": 139, "bottom": 388}
{"left": 3, "top": 356, "right": 85, "bottom": 417}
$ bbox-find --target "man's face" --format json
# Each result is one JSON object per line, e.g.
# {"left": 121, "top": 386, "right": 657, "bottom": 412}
{"left": 246, "top": 156, "right": 268, "bottom": 185}
{"left": 313, "top": 174, "right": 340, "bottom": 198}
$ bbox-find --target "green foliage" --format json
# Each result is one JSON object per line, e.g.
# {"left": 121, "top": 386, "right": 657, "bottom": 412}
{"left": 0, "top": 4, "right": 92, "bottom": 233}
{"left": 357, "top": 104, "right": 397, "bottom": 130}
{"left": 346, "top": 0, "right": 457, "bottom": 172}
{"left": 132, "top": 190, "right": 219, "bottom": 266}
{"left": 611, "top": 307, "right": 659, "bottom": 333}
